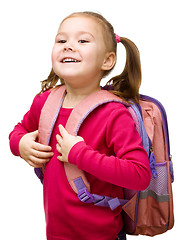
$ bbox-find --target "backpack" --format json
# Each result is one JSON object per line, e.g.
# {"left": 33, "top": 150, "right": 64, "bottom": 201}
{"left": 34, "top": 85, "right": 174, "bottom": 237}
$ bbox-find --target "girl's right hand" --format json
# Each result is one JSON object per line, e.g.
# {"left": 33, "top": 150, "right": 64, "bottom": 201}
{"left": 19, "top": 130, "right": 54, "bottom": 168}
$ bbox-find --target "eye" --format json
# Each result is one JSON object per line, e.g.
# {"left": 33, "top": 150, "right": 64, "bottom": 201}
{"left": 57, "top": 40, "right": 66, "bottom": 44}
{"left": 79, "top": 40, "right": 89, "bottom": 43}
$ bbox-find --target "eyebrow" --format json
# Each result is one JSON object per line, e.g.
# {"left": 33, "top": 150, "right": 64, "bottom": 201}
{"left": 56, "top": 31, "right": 95, "bottom": 39}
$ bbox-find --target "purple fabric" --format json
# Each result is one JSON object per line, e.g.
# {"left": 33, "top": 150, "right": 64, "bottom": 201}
{"left": 149, "top": 151, "right": 158, "bottom": 179}
{"left": 74, "top": 177, "right": 128, "bottom": 210}
{"left": 34, "top": 168, "right": 43, "bottom": 183}
{"left": 78, "top": 189, "right": 94, "bottom": 204}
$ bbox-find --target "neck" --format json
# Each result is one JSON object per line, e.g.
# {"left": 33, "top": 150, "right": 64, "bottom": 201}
{"left": 62, "top": 84, "right": 101, "bottom": 108}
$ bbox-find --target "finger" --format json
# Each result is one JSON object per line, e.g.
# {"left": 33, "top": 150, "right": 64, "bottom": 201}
{"left": 56, "top": 134, "right": 62, "bottom": 145}
{"left": 27, "top": 159, "right": 43, "bottom": 168}
{"left": 33, "top": 142, "right": 52, "bottom": 152}
{"left": 32, "top": 149, "right": 54, "bottom": 159}
{"left": 29, "top": 155, "right": 50, "bottom": 165}
{"left": 57, "top": 155, "right": 64, "bottom": 162}
{"left": 56, "top": 143, "right": 61, "bottom": 154}
{"left": 59, "top": 125, "right": 68, "bottom": 137}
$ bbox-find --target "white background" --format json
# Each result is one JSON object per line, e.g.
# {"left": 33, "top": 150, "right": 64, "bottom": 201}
{"left": 1, "top": 0, "right": 179, "bottom": 239}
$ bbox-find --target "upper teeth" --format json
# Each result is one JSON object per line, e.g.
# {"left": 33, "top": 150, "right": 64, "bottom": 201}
{"left": 62, "top": 58, "right": 78, "bottom": 63}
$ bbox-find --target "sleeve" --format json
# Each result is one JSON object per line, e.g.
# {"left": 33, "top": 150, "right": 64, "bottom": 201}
{"left": 68, "top": 106, "right": 151, "bottom": 191}
{"left": 9, "top": 91, "right": 50, "bottom": 156}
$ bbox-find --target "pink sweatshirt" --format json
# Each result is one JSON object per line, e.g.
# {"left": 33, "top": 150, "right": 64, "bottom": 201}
{"left": 9, "top": 90, "right": 151, "bottom": 240}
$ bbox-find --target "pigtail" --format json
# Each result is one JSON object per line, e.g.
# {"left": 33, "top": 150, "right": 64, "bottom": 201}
{"left": 106, "top": 37, "right": 142, "bottom": 104}
{"left": 38, "top": 68, "right": 64, "bottom": 95}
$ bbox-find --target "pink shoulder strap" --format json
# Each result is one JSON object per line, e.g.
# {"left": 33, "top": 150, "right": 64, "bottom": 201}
{"left": 38, "top": 85, "right": 66, "bottom": 145}
{"left": 65, "top": 89, "right": 129, "bottom": 193}
{"left": 38, "top": 85, "right": 128, "bottom": 193}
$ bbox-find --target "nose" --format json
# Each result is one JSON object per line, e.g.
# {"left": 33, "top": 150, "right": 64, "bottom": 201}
{"left": 64, "top": 42, "right": 74, "bottom": 52}
{"left": 64, "top": 46, "right": 73, "bottom": 51}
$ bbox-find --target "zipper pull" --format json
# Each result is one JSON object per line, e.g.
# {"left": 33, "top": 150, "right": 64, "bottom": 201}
{"left": 149, "top": 147, "right": 158, "bottom": 179}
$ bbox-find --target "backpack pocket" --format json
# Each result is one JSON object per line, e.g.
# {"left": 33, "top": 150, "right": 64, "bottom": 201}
{"left": 141, "top": 161, "right": 168, "bottom": 199}
{"left": 135, "top": 161, "right": 170, "bottom": 236}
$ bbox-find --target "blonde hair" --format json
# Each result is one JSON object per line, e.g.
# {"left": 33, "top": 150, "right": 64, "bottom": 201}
{"left": 40, "top": 11, "right": 141, "bottom": 103}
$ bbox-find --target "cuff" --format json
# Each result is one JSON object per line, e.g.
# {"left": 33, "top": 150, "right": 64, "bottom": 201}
{"left": 68, "top": 141, "right": 87, "bottom": 165}
{"left": 9, "top": 133, "right": 26, "bottom": 157}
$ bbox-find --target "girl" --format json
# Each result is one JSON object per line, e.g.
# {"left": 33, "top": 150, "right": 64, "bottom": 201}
{"left": 9, "top": 11, "right": 151, "bottom": 240}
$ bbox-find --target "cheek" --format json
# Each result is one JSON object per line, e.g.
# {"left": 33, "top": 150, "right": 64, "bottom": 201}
{"left": 51, "top": 48, "right": 60, "bottom": 76}
{"left": 51, "top": 46, "right": 57, "bottom": 64}
{"left": 51, "top": 47, "right": 60, "bottom": 72}
{"left": 84, "top": 48, "right": 101, "bottom": 64}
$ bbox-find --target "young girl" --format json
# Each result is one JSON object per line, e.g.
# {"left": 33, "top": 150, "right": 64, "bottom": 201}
{"left": 9, "top": 11, "right": 151, "bottom": 240}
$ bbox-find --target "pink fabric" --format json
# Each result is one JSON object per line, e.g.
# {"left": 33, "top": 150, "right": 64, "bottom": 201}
{"left": 9, "top": 90, "right": 151, "bottom": 240}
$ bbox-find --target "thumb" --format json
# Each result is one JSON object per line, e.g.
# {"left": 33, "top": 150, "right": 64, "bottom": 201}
{"left": 31, "top": 130, "right": 39, "bottom": 140}
{"left": 59, "top": 125, "right": 68, "bottom": 138}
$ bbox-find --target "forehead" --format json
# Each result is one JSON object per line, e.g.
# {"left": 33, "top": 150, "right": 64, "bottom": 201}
{"left": 58, "top": 16, "right": 103, "bottom": 37}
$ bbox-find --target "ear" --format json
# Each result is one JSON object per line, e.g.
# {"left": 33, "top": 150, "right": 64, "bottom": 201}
{"left": 101, "top": 52, "right": 116, "bottom": 71}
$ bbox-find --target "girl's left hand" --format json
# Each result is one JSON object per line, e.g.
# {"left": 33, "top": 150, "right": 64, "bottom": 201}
{"left": 56, "top": 125, "right": 84, "bottom": 163}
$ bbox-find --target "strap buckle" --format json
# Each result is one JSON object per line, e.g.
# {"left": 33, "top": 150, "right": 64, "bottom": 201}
{"left": 78, "top": 188, "right": 94, "bottom": 204}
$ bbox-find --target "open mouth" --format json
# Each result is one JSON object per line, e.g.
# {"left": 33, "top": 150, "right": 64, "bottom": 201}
{"left": 61, "top": 58, "right": 80, "bottom": 63}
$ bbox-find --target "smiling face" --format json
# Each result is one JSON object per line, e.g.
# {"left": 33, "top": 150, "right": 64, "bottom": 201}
{"left": 51, "top": 16, "right": 116, "bottom": 89}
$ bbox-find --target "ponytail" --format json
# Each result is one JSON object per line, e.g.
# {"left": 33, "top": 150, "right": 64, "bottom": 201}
{"left": 106, "top": 37, "right": 142, "bottom": 104}
{"left": 38, "top": 69, "right": 62, "bottom": 95}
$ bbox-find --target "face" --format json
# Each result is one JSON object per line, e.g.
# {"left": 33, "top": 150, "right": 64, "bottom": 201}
{"left": 51, "top": 16, "right": 114, "bottom": 89}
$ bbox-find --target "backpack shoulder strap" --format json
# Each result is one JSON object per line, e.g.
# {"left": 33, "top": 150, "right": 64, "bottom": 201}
{"left": 38, "top": 85, "right": 66, "bottom": 145}
{"left": 64, "top": 89, "right": 129, "bottom": 193}
{"left": 65, "top": 89, "right": 129, "bottom": 135}
{"left": 35, "top": 85, "right": 66, "bottom": 182}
